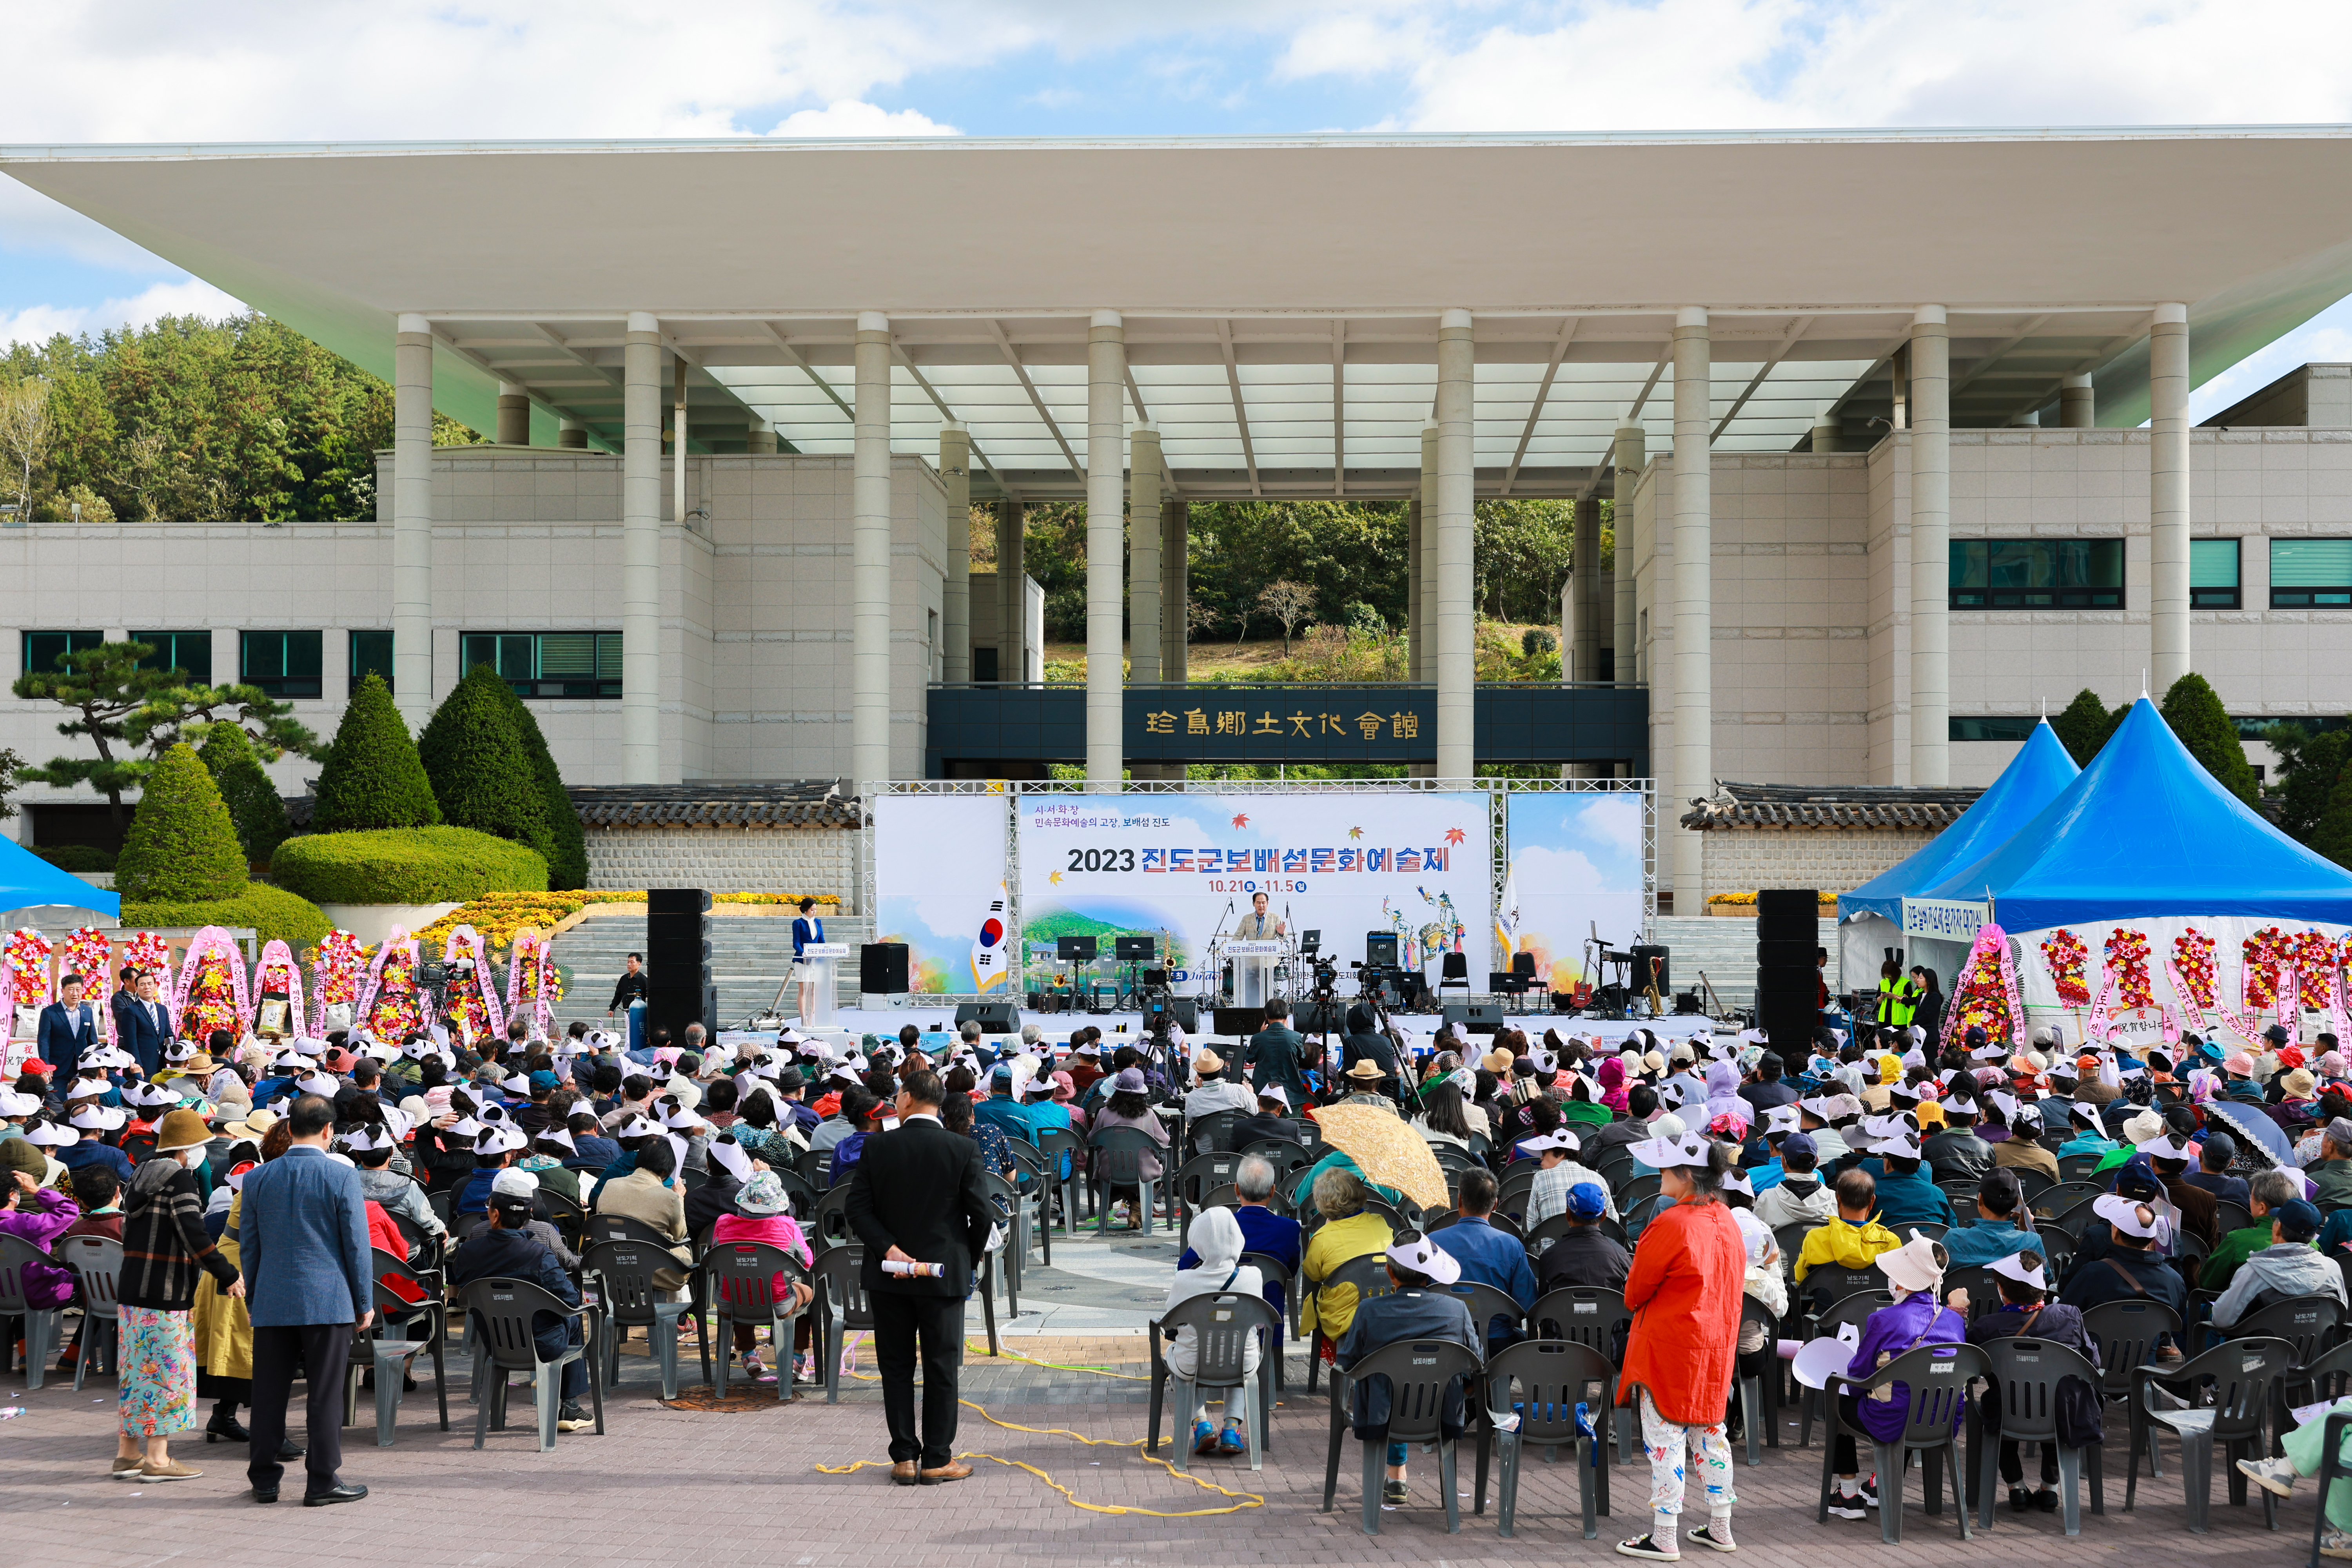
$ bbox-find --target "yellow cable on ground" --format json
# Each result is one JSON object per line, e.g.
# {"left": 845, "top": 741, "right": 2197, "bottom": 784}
{"left": 962, "top": 1341, "right": 1150, "bottom": 1380}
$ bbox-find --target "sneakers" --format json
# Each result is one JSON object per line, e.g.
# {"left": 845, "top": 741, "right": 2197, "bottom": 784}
{"left": 1826, "top": 1496, "right": 1868, "bottom": 1521}
{"left": 1858, "top": 1474, "right": 1880, "bottom": 1508}
{"left": 1215, "top": 1419, "right": 1247, "bottom": 1455}
{"left": 1684, "top": 1524, "right": 1737, "bottom": 1553}
{"left": 1382, "top": 1479, "right": 1408, "bottom": 1507}
{"left": 556, "top": 1401, "right": 592, "bottom": 1433}
{"left": 1614, "top": 1535, "right": 1681, "bottom": 1561}
{"left": 2321, "top": 1526, "right": 2352, "bottom": 1561}
{"left": 742, "top": 1352, "right": 775, "bottom": 1384}
{"left": 2238, "top": 1455, "right": 2299, "bottom": 1499}
{"left": 1192, "top": 1420, "right": 1219, "bottom": 1455}
{"left": 137, "top": 1458, "right": 203, "bottom": 1482}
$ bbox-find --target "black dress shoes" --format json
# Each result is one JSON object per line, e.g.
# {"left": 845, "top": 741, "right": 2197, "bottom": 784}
{"left": 251, "top": 1487, "right": 278, "bottom": 1504}
{"left": 303, "top": 1483, "right": 368, "bottom": 1507}
{"left": 278, "top": 1439, "right": 305, "bottom": 1461}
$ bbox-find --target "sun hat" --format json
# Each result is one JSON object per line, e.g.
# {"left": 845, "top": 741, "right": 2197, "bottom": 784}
{"left": 2224, "top": 1051, "right": 2258, "bottom": 1075}
{"left": 1871, "top": 1129, "right": 1923, "bottom": 1161}
{"left": 1345, "top": 1058, "right": 1386, "bottom": 1081}
{"left": 1385, "top": 1232, "right": 1462, "bottom": 1285}
{"left": 338, "top": 1124, "right": 396, "bottom": 1153}
{"left": 2140, "top": 1132, "right": 2196, "bottom": 1162}
{"left": 152, "top": 1106, "right": 212, "bottom": 1154}
{"left": 1626, "top": 1127, "right": 1711, "bottom": 1170}
{"left": 1515, "top": 1129, "right": 1580, "bottom": 1158}
{"left": 0, "top": 1089, "right": 40, "bottom": 1118}
{"left": 1719, "top": 1166, "right": 1753, "bottom": 1197}
{"left": 0, "top": 1138, "right": 48, "bottom": 1180}
{"left": 2284, "top": 1068, "right": 2318, "bottom": 1098}
{"left": 735, "top": 1170, "right": 790, "bottom": 1216}
{"left": 489, "top": 1166, "right": 539, "bottom": 1201}
{"left": 1111, "top": 1066, "right": 1148, "bottom": 1094}
{"left": 1194, "top": 1049, "right": 1225, "bottom": 1075}
{"left": 2092, "top": 1192, "right": 2170, "bottom": 1243}
{"left": 69, "top": 1103, "right": 127, "bottom": 1132}
{"left": 1987, "top": 1250, "right": 2048, "bottom": 1292}
{"left": 1877, "top": 1232, "right": 1950, "bottom": 1294}
{"left": 25, "top": 1120, "right": 78, "bottom": 1148}
{"left": 2122, "top": 1108, "right": 2167, "bottom": 1144}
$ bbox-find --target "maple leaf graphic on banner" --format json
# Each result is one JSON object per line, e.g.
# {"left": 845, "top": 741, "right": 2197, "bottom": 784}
{"left": 1347, "top": 826, "right": 1364, "bottom": 839}
{"left": 1231, "top": 813, "right": 1250, "bottom": 828}
{"left": 1049, "top": 871, "right": 1064, "bottom": 885}
{"left": 1444, "top": 827, "right": 1468, "bottom": 846}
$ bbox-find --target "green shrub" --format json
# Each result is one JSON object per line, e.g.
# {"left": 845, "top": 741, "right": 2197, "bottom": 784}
{"left": 2051, "top": 688, "right": 2121, "bottom": 767}
{"left": 122, "top": 883, "right": 332, "bottom": 951}
{"left": 270, "top": 825, "right": 548, "bottom": 904}
{"left": 115, "top": 743, "right": 248, "bottom": 902}
{"left": 2161, "top": 672, "right": 2258, "bottom": 806}
{"left": 33, "top": 844, "right": 115, "bottom": 872}
{"left": 419, "top": 665, "right": 548, "bottom": 853}
{"left": 484, "top": 677, "right": 587, "bottom": 889}
{"left": 196, "top": 722, "right": 292, "bottom": 866}
{"left": 312, "top": 674, "right": 442, "bottom": 831}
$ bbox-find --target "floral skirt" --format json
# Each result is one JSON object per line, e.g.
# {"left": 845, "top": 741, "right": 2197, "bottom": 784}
{"left": 120, "top": 1306, "right": 198, "bottom": 1438}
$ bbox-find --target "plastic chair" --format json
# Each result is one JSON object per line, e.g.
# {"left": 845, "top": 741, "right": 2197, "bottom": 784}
{"left": 1444, "top": 1280, "right": 1527, "bottom": 1348}
{"left": 1619, "top": 1172, "right": 1662, "bottom": 1209}
{"left": 1942, "top": 1263, "right": 1997, "bottom": 1323}
{"left": 2128, "top": 1334, "right": 2297, "bottom": 1531}
{"left": 2213, "top": 1200, "right": 2254, "bottom": 1238}
{"left": 1528, "top": 1286, "right": 1635, "bottom": 1462}
{"left": 1622, "top": 1194, "right": 1673, "bottom": 1241}
{"left": 1240, "top": 1249, "right": 1299, "bottom": 1343}
{"left": 2014, "top": 1167, "right": 2057, "bottom": 1203}
{"left": 813, "top": 1245, "right": 874, "bottom": 1405}
{"left": 701, "top": 1241, "right": 809, "bottom": 1403}
{"left": 1145, "top": 1292, "right": 1278, "bottom": 1470}
{"left": 1089, "top": 1126, "right": 1164, "bottom": 1235}
{"left": 460, "top": 1276, "right": 605, "bottom": 1452}
{"left": 533, "top": 1189, "right": 587, "bottom": 1254}
{"left": 1796, "top": 1291, "right": 1896, "bottom": 1446}
{"left": 1321, "top": 1336, "right": 1484, "bottom": 1535}
{"left": 1593, "top": 1149, "right": 1635, "bottom": 1192}
{"left": 1815, "top": 1341, "right": 1987, "bottom": 1543}
{"left": 57, "top": 1235, "right": 124, "bottom": 1389}
{"left": 1802, "top": 1261, "right": 1888, "bottom": 1317}
{"left": 0, "top": 1234, "right": 64, "bottom": 1389}
{"left": 1524, "top": 1213, "right": 1586, "bottom": 1257}
{"left": 1737, "top": 1296, "right": 1780, "bottom": 1465}
{"left": 1483, "top": 1338, "right": 1613, "bottom": 1537}
{"left": 2081, "top": 1297, "right": 2185, "bottom": 1503}
{"left": 807, "top": 1185, "right": 858, "bottom": 1251}
{"left": 1172, "top": 1151, "right": 1244, "bottom": 1249}
{"left": 1970, "top": 1334, "right": 2101, "bottom": 1535}
{"left": 341, "top": 1247, "right": 451, "bottom": 1446}
{"left": 1038, "top": 1125, "right": 1089, "bottom": 1224}
{"left": 1188, "top": 1110, "right": 1248, "bottom": 1156}
{"left": 1305, "top": 1253, "right": 1395, "bottom": 1395}
{"left": 1240, "top": 1138, "right": 1311, "bottom": 1178}
{"left": 773, "top": 1168, "right": 820, "bottom": 1221}
{"left": 584, "top": 1211, "right": 687, "bottom": 1252}
{"left": 2055, "top": 1154, "right": 2103, "bottom": 1185}
{"left": 2042, "top": 1193, "right": 2108, "bottom": 1240}
{"left": 580, "top": 1238, "right": 705, "bottom": 1399}
{"left": 2314, "top": 1410, "right": 2352, "bottom": 1568}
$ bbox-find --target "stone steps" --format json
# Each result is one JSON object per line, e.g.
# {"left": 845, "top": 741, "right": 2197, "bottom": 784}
{"left": 1641, "top": 915, "right": 1842, "bottom": 1011}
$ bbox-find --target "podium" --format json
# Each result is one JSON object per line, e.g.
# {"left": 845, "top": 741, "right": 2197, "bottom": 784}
{"left": 1226, "top": 940, "right": 1283, "bottom": 1009}
{"left": 800, "top": 942, "right": 849, "bottom": 1030}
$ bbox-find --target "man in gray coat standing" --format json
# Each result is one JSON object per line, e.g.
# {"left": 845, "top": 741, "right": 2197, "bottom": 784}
{"left": 239, "top": 1094, "right": 372, "bottom": 1506}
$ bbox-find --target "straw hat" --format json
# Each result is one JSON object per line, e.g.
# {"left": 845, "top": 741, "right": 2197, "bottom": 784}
{"left": 153, "top": 1107, "right": 212, "bottom": 1154}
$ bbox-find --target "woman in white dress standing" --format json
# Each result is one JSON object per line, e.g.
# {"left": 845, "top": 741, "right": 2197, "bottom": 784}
{"left": 791, "top": 897, "right": 825, "bottom": 1022}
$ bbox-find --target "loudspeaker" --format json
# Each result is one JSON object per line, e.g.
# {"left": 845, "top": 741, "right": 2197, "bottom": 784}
{"left": 1756, "top": 937, "right": 1815, "bottom": 967}
{"left": 1168, "top": 996, "right": 1200, "bottom": 1033}
{"left": 1630, "top": 944, "right": 1670, "bottom": 995}
{"left": 1365, "top": 932, "right": 1399, "bottom": 967}
{"left": 860, "top": 943, "right": 910, "bottom": 994}
{"left": 1442, "top": 1002, "right": 1506, "bottom": 1035}
{"left": 647, "top": 887, "right": 713, "bottom": 915}
{"left": 954, "top": 1000, "right": 1020, "bottom": 1034}
{"left": 1114, "top": 935, "right": 1156, "bottom": 961}
{"left": 646, "top": 888, "right": 711, "bottom": 1039}
{"left": 647, "top": 937, "right": 712, "bottom": 968}
{"left": 1755, "top": 888, "right": 1818, "bottom": 921}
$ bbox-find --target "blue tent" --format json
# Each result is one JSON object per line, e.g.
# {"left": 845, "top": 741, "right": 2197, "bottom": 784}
{"left": 0, "top": 836, "right": 118, "bottom": 918}
{"left": 1919, "top": 695, "right": 2352, "bottom": 930}
{"left": 1840, "top": 719, "right": 2080, "bottom": 925}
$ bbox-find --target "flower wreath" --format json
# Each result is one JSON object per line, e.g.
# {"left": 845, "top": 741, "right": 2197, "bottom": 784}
{"left": 312, "top": 929, "right": 367, "bottom": 1033}
{"left": 356, "top": 928, "right": 428, "bottom": 1040}
{"left": 2040, "top": 928, "right": 2092, "bottom": 1010}
{"left": 439, "top": 924, "right": 506, "bottom": 1046}
{"left": 1943, "top": 922, "right": 2025, "bottom": 1053}
{"left": 172, "top": 926, "right": 253, "bottom": 1041}
{"left": 62, "top": 925, "right": 116, "bottom": 1046}
{"left": 3, "top": 927, "right": 53, "bottom": 1011}
{"left": 250, "top": 939, "right": 307, "bottom": 1038}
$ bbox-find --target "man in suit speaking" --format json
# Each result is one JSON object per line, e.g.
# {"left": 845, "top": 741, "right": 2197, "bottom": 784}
{"left": 843, "top": 1065, "right": 996, "bottom": 1485}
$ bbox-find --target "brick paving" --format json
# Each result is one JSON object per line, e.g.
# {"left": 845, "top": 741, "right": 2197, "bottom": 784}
{"left": 0, "top": 1333, "right": 2315, "bottom": 1567}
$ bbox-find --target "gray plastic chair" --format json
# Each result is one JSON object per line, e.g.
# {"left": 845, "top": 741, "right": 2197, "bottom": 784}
{"left": 341, "top": 1247, "right": 451, "bottom": 1447}
{"left": 1146, "top": 1292, "right": 1278, "bottom": 1471}
{"left": 1485, "top": 1338, "right": 1613, "bottom": 1538}
{"left": 0, "top": 1234, "right": 64, "bottom": 1390}
{"left": 460, "top": 1276, "right": 604, "bottom": 1452}
{"left": 2129, "top": 1334, "right": 2296, "bottom": 1531}
{"left": 814, "top": 1244, "right": 874, "bottom": 1405}
{"left": 57, "top": 1235, "right": 123, "bottom": 1389}
{"left": 1305, "top": 1253, "right": 1394, "bottom": 1394}
{"left": 1814, "top": 1341, "right": 1988, "bottom": 1544}
{"left": 700, "top": 1240, "right": 809, "bottom": 1403}
{"left": 1089, "top": 1126, "right": 1165, "bottom": 1234}
{"left": 580, "top": 1238, "right": 702, "bottom": 1399}
{"left": 1970, "top": 1334, "right": 2101, "bottom": 1535}
{"left": 1321, "top": 1335, "right": 1484, "bottom": 1536}
{"left": 1528, "top": 1286, "right": 1635, "bottom": 1463}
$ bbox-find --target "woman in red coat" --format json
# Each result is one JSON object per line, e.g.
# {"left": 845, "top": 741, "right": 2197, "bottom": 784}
{"left": 1614, "top": 1127, "right": 1748, "bottom": 1561}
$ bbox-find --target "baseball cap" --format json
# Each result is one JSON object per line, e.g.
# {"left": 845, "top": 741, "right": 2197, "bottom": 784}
{"left": 1779, "top": 1131, "right": 1817, "bottom": 1161}
{"left": 1565, "top": 1181, "right": 1608, "bottom": 1219}
{"left": 489, "top": 1167, "right": 539, "bottom": 1202}
{"left": 2276, "top": 1198, "right": 2324, "bottom": 1242}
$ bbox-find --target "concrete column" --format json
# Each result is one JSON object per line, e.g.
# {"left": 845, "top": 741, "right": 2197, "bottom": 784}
{"left": 391, "top": 315, "right": 434, "bottom": 731}
{"left": 1127, "top": 426, "right": 1162, "bottom": 691}
{"left": 1406, "top": 498, "right": 1424, "bottom": 683}
{"left": 1811, "top": 406, "right": 1839, "bottom": 455}
{"left": 1435, "top": 311, "right": 1476, "bottom": 780}
{"left": 621, "top": 313, "right": 663, "bottom": 784}
{"left": 1160, "top": 500, "right": 1187, "bottom": 683}
{"left": 1612, "top": 421, "right": 1643, "bottom": 689}
{"left": 557, "top": 418, "right": 588, "bottom": 450}
{"left": 495, "top": 381, "right": 530, "bottom": 446}
{"left": 1419, "top": 422, "right": 1439, "bottom": 691}
{"left": 939, "top": 424, "right": 971, "bottom": 685}
{"left": 2059, "top": 372, "right": 2095, "bottom": 429}
{"left": 998, "top": 501, "right": 1025, "bottom": 682}
{"left": 747, "top": 419, "right": 778, "bottom": 455}
{"left": 2151, "top": 303, "right": 2192, "bottom": 695}
{"left": 1909, "top": 306, "right": 1952, "bottom": 788}
{"left": 1670, "top": 308, "right": 1713, "bottom": 901}
{"left": 852, "top": 312, "right": 894, "bottom": 790}
{"left": 672, "top": 356, "right": 691, "bottom": 534}
{"left": 1085, "top": 311, "right": 1126, "bottom": 789}
{"left": 1572, "top": 495, "right": 1601, "bottom": 682}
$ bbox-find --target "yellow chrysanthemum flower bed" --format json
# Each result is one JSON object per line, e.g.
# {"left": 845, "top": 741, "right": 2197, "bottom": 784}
{"left": 413, "top": 890, "right": 842, "bottom": 951}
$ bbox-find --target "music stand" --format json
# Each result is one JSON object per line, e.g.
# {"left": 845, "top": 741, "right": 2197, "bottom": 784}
{"left": 1056, "top": 934, "right": 1098, "bottom": 1007}
{"left": 1113, "top": 935, "right": 1156, "bottom": 1010}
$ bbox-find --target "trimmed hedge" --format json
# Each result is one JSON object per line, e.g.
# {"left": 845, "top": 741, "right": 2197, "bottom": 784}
{"left": 34, "top": 844, "right": 114, "bottom": 872}
{"left": 116, "top": 743, "right": 248, "bottom": 902}
{"left": 420, "top": 666, "right": 546, "bottom": 848}
{"left": 123, "top": 883, "right": 332, "bottom": 951}
{"left": 270, "top": 825, "right": 549, "bottom": 904}
{"left": 313, "top": 674, "right": 442, "bottom": 831}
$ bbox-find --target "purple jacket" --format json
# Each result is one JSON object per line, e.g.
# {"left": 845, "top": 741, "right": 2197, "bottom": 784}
{"left": 1844, "top": 1293, "right": 1966, "bottom": 1443}
{"left": 0, "top": 1189, "right": 85, "bottom": 1309}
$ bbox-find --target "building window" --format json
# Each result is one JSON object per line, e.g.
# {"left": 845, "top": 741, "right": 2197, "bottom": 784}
{"left": 2191, "top": 539, "right": 2241, "bottom": 608}
{"left": 1950, "top": 716, "right": 2038, "bottom": 742}
{"left": 240, "top": 630, "right": 323, "bottom": 698}
{"left": 131, "top": 630, "right": 212, "bottom": 683}
{"left": 349, "top": 630, "right": 394, "bottom": 695}
{"left": 460, "top": 631, "right": 621, "bottom": 698}
{"left": 1949, "top": 539, "right": 2124, "bottom": 608}
{"left": 972, "top": 646, "right": 999, "bottom": 683}
{"left": 21, "top": 630, "right": 101, "bottom": 677}
{"left": 2270, "top": 539, "right": 2352, "bottom": 608}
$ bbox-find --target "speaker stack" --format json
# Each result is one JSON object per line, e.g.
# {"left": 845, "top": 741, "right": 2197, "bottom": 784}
{"left": 860, "top": 943, "right": 911, "bottom": 995}
{"left": 646, "top": 888, "right": 715, "bottom": 1041}
{"left": 1753, "top": 888, "right": 1818, "bottom": 1063}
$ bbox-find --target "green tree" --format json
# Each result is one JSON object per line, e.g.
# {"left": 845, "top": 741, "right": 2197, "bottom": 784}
{"left": 311, "top": 674, "right": 442, "bottom": 831}
{"left": 10, "top": 640, "right": 187, "bottom": 824}
{"left": 417, "top": 665, "right": 547, "bottom": 849}
{"left": 2261, "top": 722, "right": 2352, "bottom": 844}
{"left": 2160, "top": 672, "right": 2258, "bottom": 805}
{"left": 481, "top": 675, "right": 587, "bottom": 889}
{"left": 114, "top": 742, "right": 247, "bottom": 902}
{"left": 195, "top": 722, "right": 291, "bottom": 866}
{"left": 2051, "top": 688, "right": 2120, "bottom": 767}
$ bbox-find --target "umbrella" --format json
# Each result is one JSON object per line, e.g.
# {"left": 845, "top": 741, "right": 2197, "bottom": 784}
{"left": 1306, "top": 1102, "right": 1449, "bottom": 1211}
{"left": 2204, "top": 1098, "right": 2292, "bottom": 1170}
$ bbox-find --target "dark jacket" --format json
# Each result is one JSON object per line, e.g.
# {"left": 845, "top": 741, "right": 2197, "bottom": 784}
{"left": 1922, "top": 1127, "right": 1994, "bottom": 1184}
{"left": 446, "top": 1220, "right": 582, "bottom": 1366}
{"left": 111, "top": 993, "right": 173, "bottom": 1079}
{"left": 1246, "top": 1027, "right": 1312, "bottom": 1104}
{"left": 1233, "top": 1112, "right": 1302, "bottom": 1150}
{"left": 2058, "top": 1244, "right": 2188, "bottom": 1316}
{"left": 607, "top": 969, "right": 650, "bottom": 1011}
{"left": 842, "top": 1114, "right": 995, "bottom": 1298}
{"left": 120, "top": 1158, "right": 238, "bottom": 1312}
{"left": 2160, "top": 1172, "right": 2221, "bottom": 1252}
{"left": 1535, "top": 1224, "right": 1633, "bottom": 1294}
{"left": 35, "top": 1000, "right": 97, "bottom": 1087}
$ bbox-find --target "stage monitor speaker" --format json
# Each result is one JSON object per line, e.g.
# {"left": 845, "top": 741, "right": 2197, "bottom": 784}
{"left": 860, "top": 942, "right": 910, "bottom": 994}
{"left": 1675, "top": 992, "right": 1704, "bottom": 1014}
{"left": 1755, "top": 888, "right": 1819, "bottom": 922}
{"left": 1143, "top": 995, "right": 1200, "bottom": 1033}
{"left": 1214, "top": 1006, "right": 1265, "bottom": 1035}
{"left": 954, "top": 1000, "right": 1020, "bottom": 1034}
{"left": 1365, "top": 931, "right": 1399, "bottom": 967}
{"left": 1630, "top": 944, "right": 1671, "bottom": 995}
{"left": 647, "top": 887, "right": 713, "bottom": 916}
{"left": 1113, "top": 935, "right": 1157, "bottom": 961}
{"left": 1056, "top": 934, "right": 1099, "bottom": 962}
{"left": 1441, "top": 1003, "right": 1506, "bottom": 1035}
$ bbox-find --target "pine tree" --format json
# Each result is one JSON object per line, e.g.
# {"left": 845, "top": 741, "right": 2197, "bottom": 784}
{"left": 114, "top": 743, "right": 248, "bottom": 902}
{"left": 195, "top": 722, "right": 292, "bottom": 866}
{"left": 2314, "top": 759, "right": 2352, "bottom": 869}
{"left": 2160, "top": 672, "right": 2259, "bottom": 806}
{"left": 483, "top": 676, "right": 587, "bottom": 889}
{"left": 311, "top": 673, "right": 442, "bottom": 831}
{"left": 2050, "top": 688, "right": 2117, "bottom": 767}
{"left": 418, "top": 665, "right": 547, "bottom": 850}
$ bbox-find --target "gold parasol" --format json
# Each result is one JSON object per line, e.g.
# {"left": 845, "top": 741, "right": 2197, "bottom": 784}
{"left": 1307, "top": 1102, "right": 1449, "bottom": 1212}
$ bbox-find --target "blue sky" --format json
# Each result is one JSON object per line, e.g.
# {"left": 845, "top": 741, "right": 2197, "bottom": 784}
{"left": 6, "top": 1, "right": 2352, "bottom": 414}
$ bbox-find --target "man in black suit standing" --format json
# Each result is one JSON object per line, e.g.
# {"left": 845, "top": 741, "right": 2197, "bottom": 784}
{"left": 112, "top": 969, "right": 174, "bottom": 1079}
{"left": 36, "top": 971, "right": 99, "bottom": 1104}
{"left": 843, "top": 1065, "right": 995, "bottom": 1486}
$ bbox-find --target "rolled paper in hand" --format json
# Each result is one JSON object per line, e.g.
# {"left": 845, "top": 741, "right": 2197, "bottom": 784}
{"left": 882, "top": 1259, "right": 946, "bottom": 1278}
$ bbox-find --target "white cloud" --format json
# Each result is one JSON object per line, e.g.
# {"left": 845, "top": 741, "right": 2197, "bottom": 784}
{"left": 1573, "top": 795, "right": 1643, "bottom": 856}
{"left": 0, "top": 277, "right": 245, "bottom": 351}
{"left": 769, "top": 100, "right": 960, "bottom": 137}
{"left": 1510, "top": 843, "right": 1607, "bottom": 893}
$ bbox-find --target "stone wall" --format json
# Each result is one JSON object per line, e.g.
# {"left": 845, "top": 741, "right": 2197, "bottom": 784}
{"left": 1697, "top": 826, "right": 1935, "bottom": 902}
{"left": 583, "top": 825, "right": 858, "bottom": 909}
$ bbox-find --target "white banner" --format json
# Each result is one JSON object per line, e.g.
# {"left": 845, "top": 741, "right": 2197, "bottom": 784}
{"left": 1902, "top": 898, "right": 1991, "bottom": 943}
{"left": 874, "top": 794, "right": 1010, "bottom": 994}
{"left": 1015, "top": 791, "right": 1493, "bottom": 988}
{"left": 1502, "top": 791, "right": 1646, "bottom": 993}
